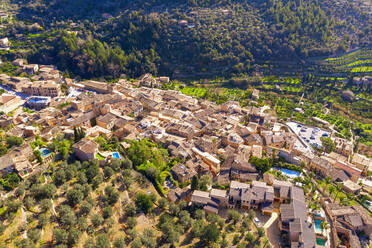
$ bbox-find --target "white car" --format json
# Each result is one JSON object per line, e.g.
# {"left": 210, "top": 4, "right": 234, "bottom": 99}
{"left": 254, "top": 217, "right": 261, "bottom": 226}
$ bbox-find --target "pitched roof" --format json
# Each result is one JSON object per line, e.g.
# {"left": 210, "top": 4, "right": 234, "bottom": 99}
{"left": 0, "top": 155, "right": 14, "bottom": 170}
{"left": 211, "top": 189, "right": 227, "bottom": 198}
{"left": 97, "top": 112, "right": 117, "bottom": 124}
{"left": 72, "top": 138, "right": 98, "bottom": 154}
{"left": 346, "top": 214, "right": 363, "bottom": 228}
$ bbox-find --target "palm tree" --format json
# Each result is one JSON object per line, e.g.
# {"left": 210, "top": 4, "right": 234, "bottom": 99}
{"left": 329, "top": 185, "right": 336, "bottom": 200}
{"left": 347, "top": 193, "right": 354, "bottom": 201}
{"left": 334, "top": 183, "right": 343, "bottom": 200}
{"left": 320, "top": 221, "right": 330, "bottom": 231}
{"left": 340, "top": 197, "right": 349, "bottom": 206}
{"left": 325, "top": 176, "right": 331, "bottom": 185}
{"left": 309, "top": 171, "right": 315, "bottom": 178}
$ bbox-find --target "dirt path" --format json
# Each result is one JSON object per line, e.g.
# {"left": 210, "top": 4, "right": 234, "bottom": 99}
{"left": 21, "top": 207, "right": 27, "bottom": 238}
{"left": 50, "top": 199, "right": 57, "bottom": 216}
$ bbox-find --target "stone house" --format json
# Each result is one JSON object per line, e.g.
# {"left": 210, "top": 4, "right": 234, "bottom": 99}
{"left": 96, "top": 112, "right": 117, "bottom": 130}
{"left": 72, "top": 138, "right": 99, "bottom": 161}
{"left": 171, "top": 163, "right": 197, "bottom": 183}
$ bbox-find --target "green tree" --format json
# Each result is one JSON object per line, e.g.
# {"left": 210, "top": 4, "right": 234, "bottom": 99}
{"left": 245, "top": 232, "right": 255, "bottom": 245}
{"left": 320, "top": 137, "right": 336, "bottom": 153}
{"left": 191, "top": 175, "right": 199, "bottom": 190}
{"left": 79, "top": 201, "right": 93, "bottom": 216}
{"left": 54, "top": 228, "right": 68, "bottom": 244}
{"left": 102, "top": 206, "right": 113, "bottom": 219}
{"left": 68, "top": 228, "right": 81, "bottom": 246}
{"left": 38, "top": 213, "right": 50, "bottom": 227}
{"left": 227, "top": 210, "right": 241, "bottom": 224}
{"left": 250, "top": 157, "right": 272, "bottom": 174}
{"left": 27, "top": 228, "right": 41, "bottom": 243}
{"left": 0, "top": 144, "right": 8, "bottom": 155}
{"left": 135, "top": 193, "right": 154, "bottom": 214}
{"left": 104, "top": 167, "right": 114, "bottom": 180}
{"left": 91, "top": 214, "right": 104, "bottom": 227}
{"left": 15, "top": 238, "right": 35, "bottom": 248}
{"left": 157, "top": 198, "right": 168, "bottom": 210}
{"left": 131, "top": 238, "right": 142, "bottom": 248}
{"left": 6, "top": 136, "right": 23, "bottom": 147}
{"left": 96, "top": 234, "right": 110, "bottom": 248}
{"left": 125, "top": 203, "right": 137, "bottom": 217}
{"left": 54, "top": 169, "right": 66, "bottom": 186}
{"left": 39, "top": 199, "right": 52, "bottom": 212}
{"left": 113, "top": 237, "right": 126, "bottom": 248}
{"left": 179, "top": 210, "right": 192, "bottom": 229}
{"left": 58, "top": 205, "right": 77, "bottom": 227}
{"left": 257, "top": 227, "right": 265, "bottom": 238}
{"left": 66, "top": 189, "right": 84, "bottom": 206}
{"left": 199, "top": 175, "right": 212, "bottom": 191}
{"left": 83, "top": 238, "right": 96, "bottom": 248}
{"left": 127, "top": 216, "right": 137, "bottom": 229}
{"left": 201, "top": 223, "right": 220, "bottom": 244}
{"left": 141, "top": 229, "right": 156, "bottom": 248}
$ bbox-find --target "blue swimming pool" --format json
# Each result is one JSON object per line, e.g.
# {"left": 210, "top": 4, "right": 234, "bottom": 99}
{"left": 40, "top": 148, "right": 52, "bottom": 158}
{"left": 112, "top": 152, "right": 120, "bottom": 159}
{"left": 315, "top": 219, "right": 323, "bottom": 233}
{"left": 274, "top": 168, "right": 301, "bottom": 178}
{"left": 29, "top": 98, "right": 48, "bottom": 103}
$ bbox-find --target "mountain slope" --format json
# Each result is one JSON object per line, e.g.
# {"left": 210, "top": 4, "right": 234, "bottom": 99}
{"left": 5, "top": 0, "right": 372, "bottom": 78}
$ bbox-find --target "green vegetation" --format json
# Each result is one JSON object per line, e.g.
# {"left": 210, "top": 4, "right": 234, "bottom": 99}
{"left": 0, "top": 173, "right": 20, "bottom": 191}
{"left": 73, "top": 126, "right": 85, "bottom": 143}
{"left": 5, "top": 136, "right": 23, "bottom": 148}
{"left": 57, "top": 102, "right": 71, "bottom": 109}
{"left": 4, "top": 0, "right": 369, "bottom": 79}
{"left": 316, "top": 180, "right": 359, "bottom": 206}
{"left": 250, "top": 156, "right": 272, "bottom": 175}
{"left": 134, "top": 192, "right": 155, "bottom": 214}
{"left": 94, "top": 136, "right": 121, "bottom": 151}
{"left": 96, "top": 153, "right": 105, "bottom": 161}
{"left": 180, "top": 87, "right": 207, "bottom": 99}
{"left": 126, "top": 139, "right": 178, "bottom": 195}
{"left": 22, "top": 107, "right": 35, "bottom": 114}
{"left": 320, "top": 137, "right": 336, "bottom": 153}
{"left": 0, "top": 134, "right": 271, "bottom": 247}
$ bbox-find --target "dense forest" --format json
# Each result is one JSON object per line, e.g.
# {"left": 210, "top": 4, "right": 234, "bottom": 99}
{"left": 5, "top": 0, "right": 371, "bottom": 79}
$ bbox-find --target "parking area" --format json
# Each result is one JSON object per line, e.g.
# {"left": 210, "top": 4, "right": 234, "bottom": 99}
{"left": 287, "top": 121, "right": 331, "bottom": 149}
{"left": 254, "top": 210, "right": 272, "bottom": 228}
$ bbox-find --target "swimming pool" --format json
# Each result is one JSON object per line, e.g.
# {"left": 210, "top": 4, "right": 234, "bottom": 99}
{"left": 314, "top": 219, "right": 323, "bottom": 233}
{"left": 40, "top": 148, "right": 52, "bottom": 158}
{"left": 316, "top": 238, "right": 326, "bottom": 246}
{"left": 273, "top": 168, "right": 301, "bottom": 178}
{"left": 29, "top": 98, "right": 48, "bottom": 103}
{"left": 112, "top": 152, "right": 120, "bottom": 159}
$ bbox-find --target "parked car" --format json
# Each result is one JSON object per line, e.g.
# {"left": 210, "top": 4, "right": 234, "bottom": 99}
{"left": 254, "top": 217, "right": 261, "bottom": 227}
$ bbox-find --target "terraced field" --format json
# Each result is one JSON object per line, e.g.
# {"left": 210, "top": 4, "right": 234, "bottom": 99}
{"left": 323, "top": 48, "right": 372, "bottom": 74}
{"left": 179, "top": 87, "right": 207, "bottom": 98}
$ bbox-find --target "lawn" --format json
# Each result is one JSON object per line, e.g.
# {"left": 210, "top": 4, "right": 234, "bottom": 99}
{"left": 96, "top": 153, "right": 105, "bottom": 160}
{"left": 180, "top": 87, "right": 207, "bottom": 98}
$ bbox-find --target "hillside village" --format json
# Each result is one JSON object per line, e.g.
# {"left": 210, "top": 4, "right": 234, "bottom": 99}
{"left": 0, "top": 59, "right": 371, "bottom": 248}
